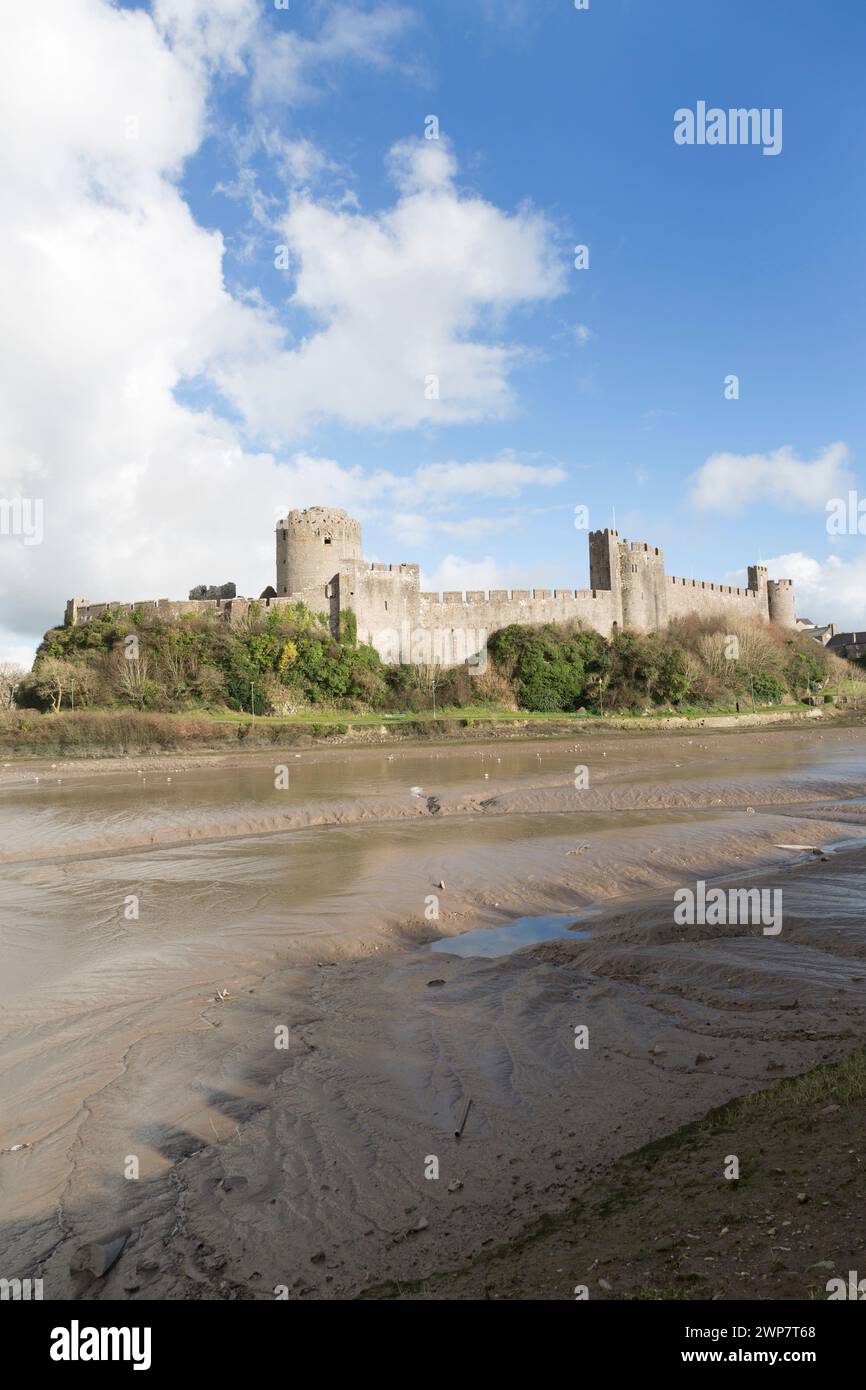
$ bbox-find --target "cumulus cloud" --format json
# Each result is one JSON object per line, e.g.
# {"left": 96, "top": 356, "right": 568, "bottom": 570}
{"left": 270, "top": 452, "right": 566, "bottom": 520}
{"left": 214, "top": 135, "right": 566, "bottom": 437}
{"left": 420, "top": 555, "right": 505, "bottom": 595}
{"left": 0, "top": 1, "right": 565, "bottom": 659}
{"left": 397, "top": 454, "right": 567, "bottom": 503}
{"left": 153, "top": 0, "right": 258, "bottom": 75}
{"left": 761, "top": 551, "right": 866, "bottom": 629}
{"left": 689, "top": 443, "right": 853, "bottom": 514}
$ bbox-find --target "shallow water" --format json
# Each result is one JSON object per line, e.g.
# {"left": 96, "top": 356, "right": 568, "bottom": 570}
{"left": 431, "top": 911, "right": 593, "bottom": 958}
{"left": 1, "top": 732, "right": 865, "bottom": 1005}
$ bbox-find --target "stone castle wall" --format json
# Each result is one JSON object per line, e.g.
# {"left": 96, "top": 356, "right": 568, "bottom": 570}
{"left": 416, "top": 587, "right": 618, "bottom": 640}
{"left": 65, "top": 592, "right": 333, "bottom": 628}
{"left": 66, "top": 506, "right": 794, "bottom": 667}
{"left": 665, "top": 575, "right": 767, "bottom": 624}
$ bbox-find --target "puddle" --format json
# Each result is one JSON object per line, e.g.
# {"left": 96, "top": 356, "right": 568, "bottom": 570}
{"left": 431, "top": 912, "right": 593, "bottom": 959}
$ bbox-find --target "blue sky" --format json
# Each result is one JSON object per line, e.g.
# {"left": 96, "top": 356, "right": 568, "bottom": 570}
{"left": 1, "top": 0, "right": 865, "bottom": 663}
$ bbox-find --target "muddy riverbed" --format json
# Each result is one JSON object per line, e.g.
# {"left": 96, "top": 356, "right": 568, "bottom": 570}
{"left": 1, "top": 724, "right": 865, "bottom": 1298}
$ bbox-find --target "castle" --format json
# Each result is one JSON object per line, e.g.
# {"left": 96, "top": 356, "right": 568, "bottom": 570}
{"left": 66, "top": 507, "right": 796, "bottom": 665}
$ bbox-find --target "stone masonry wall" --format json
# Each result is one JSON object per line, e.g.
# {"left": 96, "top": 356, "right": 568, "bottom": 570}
{"left": 665, "top": 576, "right": 768, "bottom": 624}
{"left": 65, "top": 516, "right": 795, "bottom": 665}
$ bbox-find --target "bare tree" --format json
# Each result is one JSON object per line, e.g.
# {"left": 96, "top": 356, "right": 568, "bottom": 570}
{"left": 417, "top": 655, "right": 445, "bottom": 717}
{"left": 110, "top": 649, "right": 152, "bottom": 709}
{"left": 0, "top": 662, "right": 25, "bottom": 709}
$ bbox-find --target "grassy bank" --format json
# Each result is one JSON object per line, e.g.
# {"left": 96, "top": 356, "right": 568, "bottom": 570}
{"left": 15, "top": 605, "right": 864, "bottom": 729}
{"left": 360, "top": 1050, "right": 866, "bottom": 1301}
{"left": 0, "top": 702, "right": 860, "bottom": 758}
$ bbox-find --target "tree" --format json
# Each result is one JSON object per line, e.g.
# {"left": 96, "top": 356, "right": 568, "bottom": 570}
{"left": 24, "top": 657, "right": 78, "bottom": 712}
{"left": 417, "top": 654, "right": 446, "bottom": 716}
{"left": 0, "top": 662, "right": 25, "bottom": 709}
{"left": 110, "top": 649, "right": 155, "bottom": 709}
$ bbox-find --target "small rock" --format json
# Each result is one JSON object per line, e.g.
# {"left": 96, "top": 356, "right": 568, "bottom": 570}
{"left": 71, "top": 1227, "right": 130, "bottom": 1278}
{"left": 427, "top": 979, "right": 446, "bottom": 988}
{"left": 447, "top": 1179, "right": 463, "bottom": 1193}
{"left": 221, "top": 1175, "right": 248, "bottom": 1193}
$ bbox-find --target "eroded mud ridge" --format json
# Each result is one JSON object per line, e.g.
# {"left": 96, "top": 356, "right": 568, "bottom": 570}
{"left": 1, "top": 725, "right": 865, "bottom": 1298}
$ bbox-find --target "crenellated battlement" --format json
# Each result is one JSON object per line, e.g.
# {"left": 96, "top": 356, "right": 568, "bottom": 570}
{"left": 668, "top": 576, "right": 758, "bottom": 596}
{"left": 66, "top": 514, "right": 796, "bottom": 662}
{"left": 419, "top": 587, "right": 605, "bottom": 605}
{"left": 367, "top": 562, "right": 420, "bottom": 577}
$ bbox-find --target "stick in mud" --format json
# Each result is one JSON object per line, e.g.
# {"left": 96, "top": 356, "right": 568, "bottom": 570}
{"left": 454, "top": 1097, "right": 472, "bottom": 1140}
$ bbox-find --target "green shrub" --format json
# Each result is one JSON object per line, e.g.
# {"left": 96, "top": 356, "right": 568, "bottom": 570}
{"left": 750, "top": 671, "right": 786, "bottom": 703}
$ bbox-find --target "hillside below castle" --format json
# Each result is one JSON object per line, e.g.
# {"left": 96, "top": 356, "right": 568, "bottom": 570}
{"left": 66, "top": 507, "right": 796, "bottom": 665}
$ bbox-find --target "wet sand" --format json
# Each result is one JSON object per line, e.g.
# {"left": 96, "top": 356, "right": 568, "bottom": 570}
{"left": 1, "top": 724, "right": 865, "bottom": 1298}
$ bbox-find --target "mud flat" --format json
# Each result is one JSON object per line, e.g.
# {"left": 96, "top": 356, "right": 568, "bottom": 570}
{"left": 1, "top": 725, "right": 865, "bottom": 1299}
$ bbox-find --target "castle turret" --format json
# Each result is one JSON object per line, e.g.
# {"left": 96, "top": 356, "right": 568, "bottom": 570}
{"left": 276, "top": 507, "right": 362, "bottom": 598}
{"left": 767, "top": 578, "right": 796, "bottom": 629}
{"left": 747, "top": 563, "right": 768, "bottom": 616}
{"left": 618, "top": 539, "right": 667, "bottom": 632}
{"left": 588, "top": 529, "right": 623, "bottom": 627}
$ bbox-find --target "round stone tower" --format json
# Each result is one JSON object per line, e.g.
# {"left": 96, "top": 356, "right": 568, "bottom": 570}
{"left": 767, "top": 578, "right": 796, "bottom": 629}
{"left": 276, "top": 507, "right": 362, "bottom": 598}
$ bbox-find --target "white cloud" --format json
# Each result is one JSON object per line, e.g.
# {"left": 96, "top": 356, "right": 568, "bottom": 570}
{"left": 213, "top": 135, "right": 565, "bottom": 438}
{"left": 0, "top": 634, "right": 39, "bottom": 670}
{"left": 271, "top": 453, "right": 566, "bottom": 523}
{"left": 762, "top": 550, "right": 866, "bottom": 629}
{"left": 399, "top": 454, "right": 567, "bottom": 503}
{"left": 0, "top": 1, "right": 565, "bottom": 651}
{"left": 689, "top": 443, "right": 853, "bottom": 514}
{"left": 153, "top": 0, "right": 257, "bottom": 75}
{"left": 393, "top": 513, "right": 520, "bottom": 548}
{"left": 420, "top": 555, "right": 504, "bottom": 595}
{"left": 251, "top": 3, "right": 417, "bottom": 106}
